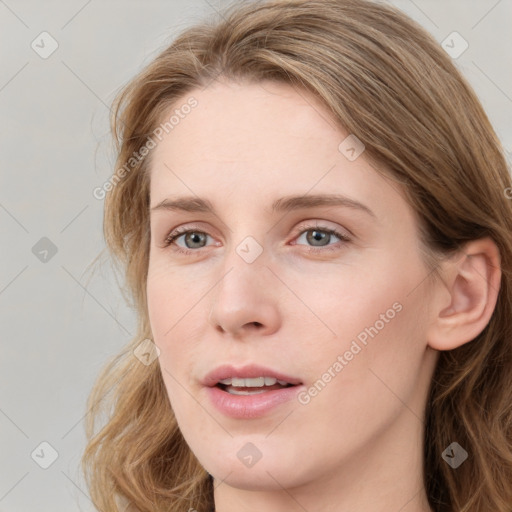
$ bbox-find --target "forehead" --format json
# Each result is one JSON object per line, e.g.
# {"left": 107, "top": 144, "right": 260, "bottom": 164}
{"left": 148, "top": 79, "right": 409, "bottom": 224}
{"left": 151, "top": 79, "right": 339, "bottom": 164}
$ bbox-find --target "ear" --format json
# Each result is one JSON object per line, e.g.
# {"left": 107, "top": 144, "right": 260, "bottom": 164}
{"left": 426, "top": 236, "right": 502, "bottom": 351}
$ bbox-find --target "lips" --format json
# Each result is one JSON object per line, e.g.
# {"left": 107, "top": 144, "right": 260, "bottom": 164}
{"left": 202, "top": 364, "right": 305, "bottom": 419}
{"left": 202, "top": 364, "right": 303, "bottom": 388}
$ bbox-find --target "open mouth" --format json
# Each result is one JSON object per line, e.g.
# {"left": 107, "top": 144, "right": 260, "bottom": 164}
{"left": 216, "top": 377, "right": 297, "bottom": 395}
{"left": 205, "top": 371, "right": 304, "bottom": 418}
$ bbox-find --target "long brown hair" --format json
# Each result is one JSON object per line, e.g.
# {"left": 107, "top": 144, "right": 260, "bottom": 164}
{"left": 82, "top": 1, "right": 512, "bottom": 510}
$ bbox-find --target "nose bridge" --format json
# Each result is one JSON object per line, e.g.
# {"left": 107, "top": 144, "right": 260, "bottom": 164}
{"left": 208, "top": 232, "right": 280, "bottom": 334}
{"left": 215, "top": 233, "right": 268, "bottom": 303}
{"left": 220, "top": 212, "right": 268, "bottom": 277}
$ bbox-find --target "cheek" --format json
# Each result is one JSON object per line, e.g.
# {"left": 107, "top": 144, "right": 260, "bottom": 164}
{"left": 283, "top": 260, "right": 402, "bottom": 345}
{"left": 293, "top": 248, "right": 430, "bottom": 385}
{"left": 146, "top": 267, "right": 195, "bottom": 379}
{"left": 287, "top": 277, "right": 430, "bottom": 461}
{"left": 146, "top": 256, "right": 199, "bottom": 338}
{"left": 147, "top": 275, "right": 203, "bottom": 424}
{"left": 306, "top": 265, "right": 430, "bottom": 419}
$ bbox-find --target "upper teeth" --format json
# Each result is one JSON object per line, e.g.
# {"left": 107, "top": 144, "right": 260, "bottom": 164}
{"left": 218, "top": 377, "right": 289, "bottom": 387}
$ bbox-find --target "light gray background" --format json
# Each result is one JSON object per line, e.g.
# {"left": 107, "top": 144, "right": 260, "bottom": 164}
{"left": 1, "top": 1, "right": 511, "bottom": 511}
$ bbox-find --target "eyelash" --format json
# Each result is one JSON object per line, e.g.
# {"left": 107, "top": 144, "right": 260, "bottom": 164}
{"left": 162, "top": 223, "right": 351, "bottom": 256}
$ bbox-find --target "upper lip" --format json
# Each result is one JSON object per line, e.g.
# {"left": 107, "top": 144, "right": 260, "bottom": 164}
{"left": 202, "top": 364, "right": 303, "bottom": 387}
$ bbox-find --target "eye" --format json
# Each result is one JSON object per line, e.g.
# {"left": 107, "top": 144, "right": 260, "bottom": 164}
{"left": 293, "top": 223, "right": 351, "bottom": 253}
{"left": 161, "top": 222, "right": 351, "bottom": 255}
{"left": 162, "top": 226, "right": 214, "bottom": 255}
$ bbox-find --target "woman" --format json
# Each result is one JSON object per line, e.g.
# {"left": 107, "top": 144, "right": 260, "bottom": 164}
{"left": 82, "top": 0, "right": 512, "bottom": 511}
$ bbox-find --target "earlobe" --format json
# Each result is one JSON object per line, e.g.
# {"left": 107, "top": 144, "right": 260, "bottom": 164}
{"left": 426, "top": 237, "right": 501, "bottom": 351}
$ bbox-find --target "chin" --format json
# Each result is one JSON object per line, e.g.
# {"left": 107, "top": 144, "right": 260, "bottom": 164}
{"left": 198, "top": 444, "right": 313, "bottom": 492}
{"left": 209, "top": 464, "right": 299, "bottom": 491}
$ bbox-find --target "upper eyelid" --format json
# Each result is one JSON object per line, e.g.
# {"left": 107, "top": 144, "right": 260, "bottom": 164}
{"left": 165, "top": 221, "right": 346, "bottom": 236}
{"left": 163, "top": 221, "right": 350, "bottom": 246}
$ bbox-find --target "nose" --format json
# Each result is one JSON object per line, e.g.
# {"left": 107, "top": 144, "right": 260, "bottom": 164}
{"left": 207, "top": 249, "right": 281, "bottom": 338}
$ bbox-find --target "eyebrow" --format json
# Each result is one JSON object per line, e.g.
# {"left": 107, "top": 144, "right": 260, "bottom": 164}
{"left": 150, "top": 193, "right": 376, "bottom": 218}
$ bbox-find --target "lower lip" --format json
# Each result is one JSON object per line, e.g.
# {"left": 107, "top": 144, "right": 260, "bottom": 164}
{"left": 205, "top": 385, "right": 304, "bottom": 419}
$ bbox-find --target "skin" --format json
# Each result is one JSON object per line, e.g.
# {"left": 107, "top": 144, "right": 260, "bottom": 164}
{"left": 146, "top": 79, "right": 501, "bottom": 512}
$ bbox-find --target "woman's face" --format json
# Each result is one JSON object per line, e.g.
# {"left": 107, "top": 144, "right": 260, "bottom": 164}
{"left": 146, "top": 80, "right": 439, "bottom": 493}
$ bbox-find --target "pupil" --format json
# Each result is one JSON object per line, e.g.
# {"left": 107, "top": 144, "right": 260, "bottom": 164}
{"left": 308, "top": 230, "right": 328, "bottom": 246}
{"left": 186, "top": 232, "right": 206, "bottom": 248}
